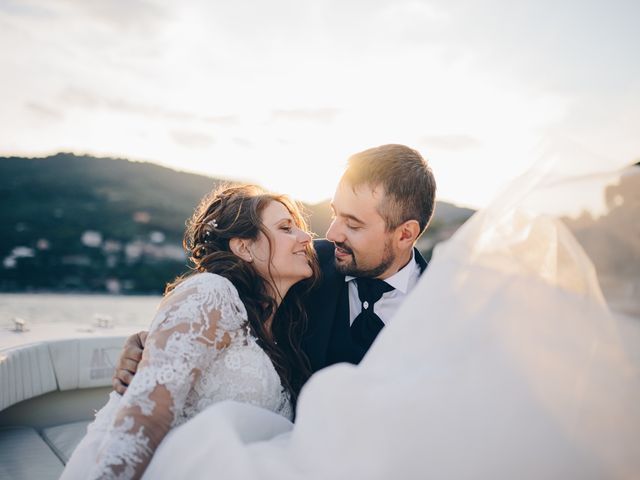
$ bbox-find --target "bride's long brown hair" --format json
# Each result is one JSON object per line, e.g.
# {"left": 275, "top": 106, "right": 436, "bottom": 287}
{"left": 166, "top": 184, "right": 319, "bottom": 405}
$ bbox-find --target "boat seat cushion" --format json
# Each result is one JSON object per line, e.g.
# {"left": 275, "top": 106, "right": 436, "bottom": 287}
{"left": 42, "top": 420, "right": 90, "bottom": 464}
{"left": 0, "top": 426, "right": 64, "bottom": 479}
{"left": 0, "top": 343, "right": 58, "bottom": 412}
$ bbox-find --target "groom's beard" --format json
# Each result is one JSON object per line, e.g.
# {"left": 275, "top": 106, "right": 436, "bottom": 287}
{"left": 334, "top": 239, "right": 395, "bottom": 278}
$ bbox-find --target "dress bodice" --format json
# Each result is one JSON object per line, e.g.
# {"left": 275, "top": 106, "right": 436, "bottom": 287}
{"left": 168, "top": 274, "right": 292, "bottom": 425}
{"left": 83, "top": 273, "right": 291, "bottom": 479}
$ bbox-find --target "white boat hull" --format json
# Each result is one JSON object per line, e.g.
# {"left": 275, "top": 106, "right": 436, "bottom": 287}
{"left": 0, "top": 329, "right": 137, "bottom": 479}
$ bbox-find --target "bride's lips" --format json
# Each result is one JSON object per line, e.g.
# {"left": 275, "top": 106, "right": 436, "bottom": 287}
{"left": 293, "top": 250, "right": 312, "bottom": 265}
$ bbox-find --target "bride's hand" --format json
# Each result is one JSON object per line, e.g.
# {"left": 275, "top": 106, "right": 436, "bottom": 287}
{"left": 112, "top": 330, "right": 148, "bottom": 394}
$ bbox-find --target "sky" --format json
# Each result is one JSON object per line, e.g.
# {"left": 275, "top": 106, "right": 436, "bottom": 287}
{"left": 1, "top": 0, "right": 638, "bottom": 207}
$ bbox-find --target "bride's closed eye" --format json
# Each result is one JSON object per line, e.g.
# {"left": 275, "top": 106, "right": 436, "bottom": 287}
{"left": 278, "top": 220, "right": 294, "bottom": 233}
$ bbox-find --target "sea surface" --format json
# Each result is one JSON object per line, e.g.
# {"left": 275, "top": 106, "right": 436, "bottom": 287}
{"left": 0, "top": 293, "right": 162, "bottom": 332}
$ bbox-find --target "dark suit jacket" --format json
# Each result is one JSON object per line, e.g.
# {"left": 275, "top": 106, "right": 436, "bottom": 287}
{"left": 302, "top": 239, "right": 428, "bottom": 373}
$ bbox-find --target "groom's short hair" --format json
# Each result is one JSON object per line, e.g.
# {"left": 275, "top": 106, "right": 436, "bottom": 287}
{"left": 342, "top": 144, "right": 436, "bottom": 234}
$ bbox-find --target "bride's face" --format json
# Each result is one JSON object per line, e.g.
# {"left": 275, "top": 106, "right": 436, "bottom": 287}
{"left": 326, "top": 180, "right": 397, "bottom": 278}
{"left": 249, "top": 200, "right": 314, "bottom": 292}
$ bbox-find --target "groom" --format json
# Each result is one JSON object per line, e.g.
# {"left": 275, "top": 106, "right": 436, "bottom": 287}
{"left": 113, "top": 144, "right": 436, "bottom": 391}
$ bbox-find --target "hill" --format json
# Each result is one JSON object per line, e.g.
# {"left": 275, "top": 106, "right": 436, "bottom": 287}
{"left": 0, "top": 153, "right": 474, "bottom": 293}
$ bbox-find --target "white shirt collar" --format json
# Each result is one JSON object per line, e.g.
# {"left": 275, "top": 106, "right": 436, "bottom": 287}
{"left": 345, "top": 250, "right": 418, "bottom": 294}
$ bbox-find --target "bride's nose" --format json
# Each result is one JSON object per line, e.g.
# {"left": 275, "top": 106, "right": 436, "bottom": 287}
{"left": 297, "top": 229, "right": 311, "bottom": 244}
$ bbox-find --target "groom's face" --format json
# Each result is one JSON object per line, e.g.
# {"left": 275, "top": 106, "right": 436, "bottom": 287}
{"left": 326, "top": 180, "right": 396, "bottom": 279}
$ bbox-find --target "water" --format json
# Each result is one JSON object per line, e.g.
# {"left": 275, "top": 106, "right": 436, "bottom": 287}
{"left": 0, "top": 293, "right": 162, "bottom": 331}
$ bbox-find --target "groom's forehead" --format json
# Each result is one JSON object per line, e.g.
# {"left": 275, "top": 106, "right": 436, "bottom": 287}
{"left": 336, "top": 179, "right": 385, "bottom": 198}
{"left": 333, "top": 180, "right": 385, "bottom": 214}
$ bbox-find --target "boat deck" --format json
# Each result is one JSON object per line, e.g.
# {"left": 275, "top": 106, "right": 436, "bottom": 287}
{"left": 0, "top": 325, "right": 138, "bottom": 479}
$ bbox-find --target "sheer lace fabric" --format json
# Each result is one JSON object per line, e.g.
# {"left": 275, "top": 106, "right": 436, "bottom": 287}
{"left": 63, "top": 273, "right": 291, "bottom": 480}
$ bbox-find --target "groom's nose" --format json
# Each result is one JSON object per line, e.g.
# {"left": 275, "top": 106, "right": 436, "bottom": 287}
{"left": 326, "top": 218, "right": 344, "bottom": 243}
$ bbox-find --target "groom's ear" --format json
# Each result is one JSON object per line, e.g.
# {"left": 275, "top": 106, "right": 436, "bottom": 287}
{"left": 396, "top": 220, "right": 420, "bottom": 247}
{"left": 229, "top": 237, "right": 253, "bottom": 262}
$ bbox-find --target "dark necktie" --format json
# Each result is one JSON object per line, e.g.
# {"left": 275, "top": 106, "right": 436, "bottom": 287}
{"left": 351, "top": 278, "right": 395, "bottom": 353}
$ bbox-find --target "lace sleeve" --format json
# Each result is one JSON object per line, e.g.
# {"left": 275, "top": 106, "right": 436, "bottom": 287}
{"left": 90, "top": 273, "right": 247, "bottom": 480}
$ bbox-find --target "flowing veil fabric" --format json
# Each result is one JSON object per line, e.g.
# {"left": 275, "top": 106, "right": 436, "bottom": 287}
{"left": 144, "top": 153, "right": 640, "bottom": 480}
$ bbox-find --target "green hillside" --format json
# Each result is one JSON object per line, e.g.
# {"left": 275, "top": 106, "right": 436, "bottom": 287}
{"left": 0, "top": 153, "right": 473, "bottom": 293}
{"left": 0, "top": 153, "right": 226, "bottom": 292}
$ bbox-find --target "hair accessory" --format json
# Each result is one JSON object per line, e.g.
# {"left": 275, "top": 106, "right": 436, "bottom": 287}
{"left": 202, "top": 218, "right": 218, "bottom": 244}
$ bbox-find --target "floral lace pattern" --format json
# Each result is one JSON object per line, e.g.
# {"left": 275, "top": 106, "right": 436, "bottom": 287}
{"left": 87, "top": 273, "right": 292, "bottom": 479}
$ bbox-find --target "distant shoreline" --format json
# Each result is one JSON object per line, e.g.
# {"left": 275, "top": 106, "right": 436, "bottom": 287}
{"left": 0, "top": 290, "right": 161, "bottom": 297}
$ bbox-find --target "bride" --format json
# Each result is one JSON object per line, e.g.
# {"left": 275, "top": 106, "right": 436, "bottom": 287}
{"left": 61, "top": 184, "right": 318, "bottom": 479}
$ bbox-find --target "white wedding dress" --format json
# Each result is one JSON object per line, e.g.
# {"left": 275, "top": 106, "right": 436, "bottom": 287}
{"left": 61, "top": 273, "right": 292, "bottom": 479}
{"left": 139, "top": 151, "right": 639, "bottom": 479}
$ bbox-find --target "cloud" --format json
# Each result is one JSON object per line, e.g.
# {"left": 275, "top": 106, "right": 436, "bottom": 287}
{"left": 8, "top": 0, "right": 170, "bottom": 35}
{"left": 420, "top": 134, "right": 482, "bottom": 151}
{"left": 170, "top": 130, "right": 214, "bottom": 148}
{"left": 25, "top": 102, "right": 64, "bottom": 120}
{"left": 233, "top": 137, "right": 254, "bottom": 148}
{"left": 203, "top": 115, "right": 238, "bottom": 125}
{"left": 272, "top": 108, "right": 340, "bottom": 123}
{"left": 59, "top": 87, "right": 237, "bottom": 124}
{"left": 71, "top": 0, "right": 170, "bottom": 34}
{"left": 106, "top": 98, "right": 194, "bottom": 121}
{"left": 60, "top": 86, "right": 187, "bottom": 119}
{"left": 60, "top": 87, "right": 102, "bottom": 109}
{"left": 0, "top": 0, "right": 54, "bottom": 18}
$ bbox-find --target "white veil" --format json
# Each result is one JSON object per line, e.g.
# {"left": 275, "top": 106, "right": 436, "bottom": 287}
{"left": 145, "top": 150, "right": 640, "bottom": 479}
